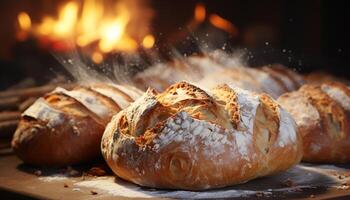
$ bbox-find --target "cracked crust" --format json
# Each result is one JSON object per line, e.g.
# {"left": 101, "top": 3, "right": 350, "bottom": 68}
{"left": 102, "top": 81, "right": 302, "bottom": 190}
{"left": 211, "top": 85, "right": 240, "bottom": 129}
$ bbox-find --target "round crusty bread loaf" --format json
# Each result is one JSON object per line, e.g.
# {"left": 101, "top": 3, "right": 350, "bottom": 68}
{"left": 101, "top": 81, "right": 303, "bottom": 190}
{"left": 11, "top": 84, "right": 142, "bottom": 166}
{"left": 278, "top": 82, "right": 350, "bottom": 163}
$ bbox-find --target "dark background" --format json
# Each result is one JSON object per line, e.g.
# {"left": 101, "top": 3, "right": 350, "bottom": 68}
{"left": 0, "top": 0, "right": 348, "bottom": 90}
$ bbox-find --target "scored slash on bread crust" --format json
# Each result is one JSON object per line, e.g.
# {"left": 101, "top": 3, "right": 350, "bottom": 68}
{"left": 211, "top": 85, "right": 240, "bottom": 129}
{"left": 11, "top": 84, "right": 142, "bottom": 166}
{"left": 278, "top": 82, "right": 350, "bottom": 163}
{"left": 300, "top": 85, "right": 347, "bottom": 140}
{"left": 101, "top": 81, "right": 302, "bottom": 190}
{"left": 261, "top": 64, "right": 304, "bottom": 92}
{"left": 321, "top": 82, "right": 350, "bottom": 112}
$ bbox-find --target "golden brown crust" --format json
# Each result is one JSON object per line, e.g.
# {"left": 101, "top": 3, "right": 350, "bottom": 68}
{"left": 11, "top": 84, "right": 141, "bottom": 166}
{"left": 211, "top": 85, "right": 240, "bottom": 129}
{"left": 278, "top": 82, "right": 350, "bottom": 163}
{"left": 102, "top": 82, "right": 302, "bottom": 190}
{"left": 157, "top": 82, "right": 233, "bottom": 129}
{"left": 12, "top": 111, "right": 104, "bottom": 166}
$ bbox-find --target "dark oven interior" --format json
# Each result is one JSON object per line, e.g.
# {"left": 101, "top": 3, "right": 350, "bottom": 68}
{"left": 0, "top": 0, "right": 348, "bottom": 90}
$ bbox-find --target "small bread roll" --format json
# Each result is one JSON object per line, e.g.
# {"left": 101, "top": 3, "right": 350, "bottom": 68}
{"left": 278, "top": 82, "right": 350, "bottom": 163}
{"left": 11, "top": 84, "right": 142, "bottom": 166}
{"left": 102, "top": 81, "right": 302, "bottom": 190}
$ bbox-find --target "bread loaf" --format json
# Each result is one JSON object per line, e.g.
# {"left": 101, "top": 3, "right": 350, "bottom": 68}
{"left": 101, "top": 81, "right": 302, "bottom": 190}
{"left": 134, "top": 52, "right": 304, "bottom": 98}
{"left": 11, "top": 84, "right": 142, "bottom": 166}
{"left": 278, "top": 82, "right": 350, "bottom": 163}
{"left": 208, "top": 51, "right": 305, "bottom": 97}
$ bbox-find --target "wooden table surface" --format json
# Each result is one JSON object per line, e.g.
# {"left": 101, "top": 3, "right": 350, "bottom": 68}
{"left": 1, "top": 147, "right": 350, "bottom": 199}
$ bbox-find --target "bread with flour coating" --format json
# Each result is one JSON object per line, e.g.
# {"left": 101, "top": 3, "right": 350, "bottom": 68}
{"left": 101, "top": 81, "right": 302, "bottom": 190}
{"left": 11, "top": 84, "right": 142, "bottom": 166}
{"left": 209, "top": 51, "right": 305, "bottom": 97}
{"left": 278, "top": 82, "right": 350, "bottom": 163}
{"left": 261, "top": 64, "right": 305, "bottom": 92}
{"left": 134, "top": 53, "right": 304, "bottom": 98}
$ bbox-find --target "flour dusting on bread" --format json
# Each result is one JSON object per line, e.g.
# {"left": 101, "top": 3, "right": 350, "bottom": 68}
{"left": 23, "top": 98, "right": 65, "bottom": 128}
{"left": 321, "top": 84, "right": 350, "bottom": 112}
{"left": 102, "top": 81, "right": 302, "bottom": 190}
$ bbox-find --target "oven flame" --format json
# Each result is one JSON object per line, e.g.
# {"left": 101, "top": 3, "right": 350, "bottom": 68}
{"left": 56, "top": 2, "right": 79, "bottom": 37}
{"left": 91, "top": 51, "right": 104, "bottom": 64}
{"left": 98, "top": 5, "right": 133, "bottom": 52}
{"left": 209, "top": 14, "right": 238, "bottom": 36}
{"left": 191, "top": 3, "right": 238, "bottom": 37}
{"left": 142, "top": 34, "right": 155, "bottom": 49}
{"left": 17, "top": 0, "right": 154, "bottom": 62}
{"left": 17, "top": 12, "right": 31, "bottom": 41}
{"left": 194, "top": 3, "right": 206, "bottom": 23}
{"left": 18, "top": 12, "right": 31, "bottom": 31}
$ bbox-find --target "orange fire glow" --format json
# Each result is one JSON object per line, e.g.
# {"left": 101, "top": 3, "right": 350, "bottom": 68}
{"left": 91, "top": 51, "right": 104, "bottom": 64}
{"left": 142, "top": 34, "right": 155, "bottom": 49}
{"left": 194, "top": 3, "right": 206, "bottom": 23}
{"left": 17, "top": 0, "right": 154, "bottom": 62}
{"left": 17, "top": 12, "right": 32, "bottom": 41}
{"left": 209, "top": 14, "right": 238, "bottom": 36}
{"left": 190, "top": 3, "right": 238, "bottom": 37}
{"left": 18, "top": 12, "right": 31, "bottom": 31}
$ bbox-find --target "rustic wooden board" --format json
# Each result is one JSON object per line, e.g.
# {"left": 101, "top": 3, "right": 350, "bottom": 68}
{"left": 1, "top": 149, "right": 350, "bottom": 199}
